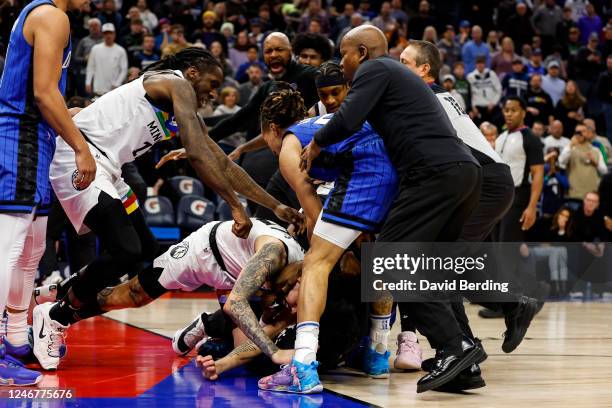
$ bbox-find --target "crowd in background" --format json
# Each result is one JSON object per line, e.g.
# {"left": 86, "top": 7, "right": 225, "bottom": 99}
{"left": 0, "top": 0, "right": 611, "bottom": 298}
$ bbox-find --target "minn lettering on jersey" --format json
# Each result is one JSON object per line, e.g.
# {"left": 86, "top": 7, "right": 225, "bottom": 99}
{"left": 147, "top": 120, "right": 163, "bottom": 143}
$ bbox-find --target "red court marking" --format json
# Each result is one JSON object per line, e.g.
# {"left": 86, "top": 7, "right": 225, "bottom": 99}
{"left": 160, "top": 291, "right": 217, "bottom": 300}
{"left": 28, "top": 316, "right": 191, "bottom": 398}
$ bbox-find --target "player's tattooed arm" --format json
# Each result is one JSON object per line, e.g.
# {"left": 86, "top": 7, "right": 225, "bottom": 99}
{"left": 224, "top": 242, "right": 287, "bottom": 358}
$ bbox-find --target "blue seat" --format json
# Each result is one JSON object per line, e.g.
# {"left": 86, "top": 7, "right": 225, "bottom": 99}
{"left": 216, "top": 197, "right": 250, "bottom": 221}
{"left": 169, "top": 176, "right": 205, "bottom": 198}
{"left": 143, "top": 196, "right": 180, "bottom": 242}
{"left": 176, "top": 195, "right": 216, "bottom": 233}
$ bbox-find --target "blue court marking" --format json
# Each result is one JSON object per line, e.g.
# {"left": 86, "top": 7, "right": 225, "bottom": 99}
{"left": 3, "top": 360, "right": 374, "bottom": 408}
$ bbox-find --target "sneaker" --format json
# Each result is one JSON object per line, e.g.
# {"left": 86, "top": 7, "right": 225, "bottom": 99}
{"left": 172, "top": 313, "right": 207, "bottom": 356}
{"left": 258, "top": 359, "right": 323, "bottom": 394}
{"left": 42, "top": 271, "right": 63, "bottom": 286}
{"left": 3, "top": 338, "right": 33, "bottom": 362}
{"left": 362, "top": 347, "right": 390, "bottom": 378}
{"left": 0, "top": 344, "right": 42, "bottom": 386}
{"left": 34, "top": 284, "right": 59, "bottom": 305}
{"left": 394, "top": 331, "right": 423, "bottom": 370}
{"left": 32, "top": 303, "right": 68, "bottom": 370}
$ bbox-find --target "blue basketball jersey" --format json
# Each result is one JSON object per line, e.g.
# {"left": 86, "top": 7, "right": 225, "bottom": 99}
{"left": 0, "top": 0, "right": 71, "bottom": 214}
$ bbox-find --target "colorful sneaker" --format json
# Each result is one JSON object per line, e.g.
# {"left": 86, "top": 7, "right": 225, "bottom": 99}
{"left": 172, "top": 313, "right": 207, "bottom": 356}
{"left": 362, "top": 347, "right": 390, "bottom": 378}
{"left": 3, "top": 338, "right": 33, "bottom": 362}
{"left": 258, "top": 360, "right": 323, "bottom": 394}
{"left": 32, "top": 303, "right": 68, "bottom": 370}
{"left": 394, "top": 331, "right": 423, "bottom": 370}
{"left": 0, "top": 344, "right": 42, "bottom": 386}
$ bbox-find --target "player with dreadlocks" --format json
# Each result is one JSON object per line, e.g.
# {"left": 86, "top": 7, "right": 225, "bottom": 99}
{"left": 32, "top": 47, "right": 303, "bottom": 370}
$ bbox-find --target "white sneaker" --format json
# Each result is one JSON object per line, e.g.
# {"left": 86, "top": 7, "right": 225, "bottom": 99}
{"left": 33, "top": 284, "right": 59, "bottom": 305}
{"left": 42, "top": 271, "right": 63, "bottom": 286}
{"left": 172, "top": 314, "right": 206, "bottom": 356}
{"left": 32, "top": 303, "right": 68, "bottom": 370}
{"left": 569, "top": 291, "right": 584, "bottom": 299}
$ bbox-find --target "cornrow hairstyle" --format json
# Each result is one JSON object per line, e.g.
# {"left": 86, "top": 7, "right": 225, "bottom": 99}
{"left": 315, "top": 61, "right": 346, "bottom": 88}
{"left": 292, "top": 33, "right": 333, "bottom": 62}
{"left": 145, "top": 47, "right": 222, "bottom": 73}
{"left": 260, "top": 82, "right": 308, "bottom": 129}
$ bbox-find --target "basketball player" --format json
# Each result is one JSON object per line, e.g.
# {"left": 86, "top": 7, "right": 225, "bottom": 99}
{"left": 32, "top": 48, "right": 303, "bottom": 370}
{"left": 299, "top": 25, "right": 485, "bottom": 394}
{"left": 255, "top": 87, "right": 398, "bottom": 393}
{"left": 0, "top": 0, "right": 97, "bottom": 385}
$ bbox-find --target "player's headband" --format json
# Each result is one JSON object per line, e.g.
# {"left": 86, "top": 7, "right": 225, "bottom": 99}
{"left": 315, "top": 75, "right": 347, "bottom": 89}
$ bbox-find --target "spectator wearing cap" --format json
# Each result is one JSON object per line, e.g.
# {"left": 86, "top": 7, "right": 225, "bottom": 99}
{"left": 531, "top": 0, "right": 563, "bottom": 55}
{"left": 192, "top": 10, "right": 228, "bottom": 53}
{"left": 491, "top": 37, "right": 520, "bottom": 80}
{"left": 456, "top": 20, "right": 471, "bottom": 47}
{"left": 155, "top": 18, "right": 171, "bottom": 53}
{"left": 502, "top": 57, "right": 530, "bottom": 98}
{"left": 543, "top": 45, "right": 568, "bottom": 79}
{"left": 441, "top": 74, "right": 466, "bottom": 112}
{"left": 299, "top": 0, "right": 331, "bottom": 34}
{"left": 408, "top": 0, "right": 436, "bottom": 40}
{"left": 161, "top": 24, "right": 193, "bottom": 57}
{"left": 577, "top": 3, "right": 603, "bottom": 45}
{"left": 99, "top": 0, "right": 122, "bottom": 30}
{"left": 437, "top": 25, "right": 461, "bottom": 67}
{"left": 527, "top": 48, "right": 546, "bottom": 76}
{"left": 462, "top": 25, "right": 490, "bottom": 73}
{"left": 596, "top": 55, "right": 612, "bottom": 140}
{"left": 525, "top": 74, "right": 554, "bottom": 126}
{"left": 467, "top": 55, "right": 502, "bottom": 125}
{"left": 372, "top": 2, "right": 396, "bottom": 32}
{"left": 504, "top": 2, "right": 536, "bottom": 49}
{"left": 86, "top": 23, "right": 128, "bottom": 96}
{"left": 74, "top": 18, "right": 103, "bottom": 96}
{"left": 542, "top": 60, "right": 567, "bottom": 106}
{"left": 453, "top": 61, "right": 473, "bottom": 113}
{"left": 136, "top": 0, "right": 158, "bottom": 33}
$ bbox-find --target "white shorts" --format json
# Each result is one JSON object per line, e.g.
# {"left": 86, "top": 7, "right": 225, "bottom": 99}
{"left": 155, "top": 223, "right": 235, "bottom": 292}
{"left": 312, "top": 211, "right": 361, "bottom": 249}
{"left": 50, "top": 140, "right": 139, "bottom": 235}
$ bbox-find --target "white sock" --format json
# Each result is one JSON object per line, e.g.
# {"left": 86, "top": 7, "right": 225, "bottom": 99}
{"left": 294, "top": 321, "right": 319, "bottom": 364}
{"left": 369, "top": 314, "right": 391, "bottom": 353}
{"left": 6, "top": 309, "right": 28, "bottom": 346}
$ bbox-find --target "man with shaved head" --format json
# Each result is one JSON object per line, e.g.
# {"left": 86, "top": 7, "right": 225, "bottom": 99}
{"left": 281, "top": 25, "right": 485, "bottom": 394}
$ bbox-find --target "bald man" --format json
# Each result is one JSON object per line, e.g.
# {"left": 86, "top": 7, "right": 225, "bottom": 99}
{"left": 293, "top": 26, "right": 486, "bottom": 394}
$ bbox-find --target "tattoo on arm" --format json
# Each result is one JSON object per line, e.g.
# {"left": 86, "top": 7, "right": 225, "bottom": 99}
{"left": 225, "top": 243, "right": 286, "bottom": 357}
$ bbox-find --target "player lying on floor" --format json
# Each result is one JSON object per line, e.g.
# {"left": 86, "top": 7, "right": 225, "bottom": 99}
{"left": 34, "top": 218, "right": 305, "bottom": 370}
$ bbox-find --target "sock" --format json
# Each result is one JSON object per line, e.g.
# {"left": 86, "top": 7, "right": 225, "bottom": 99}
{"left": 369, "top": 314, "right": 391, "bottom": 353}
{"left": 49, "top": 300, "right": 78, "bottom": 327}
{"left": 294, "top": 321, "right": 319, "bottom": 365}
{"left": 6, "top": 310, "right": 28, "bottom": 346}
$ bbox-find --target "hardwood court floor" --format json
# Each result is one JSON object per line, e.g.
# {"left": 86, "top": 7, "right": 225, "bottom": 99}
{"left": 102, "top": 295, "right": 612, "bottom": 407}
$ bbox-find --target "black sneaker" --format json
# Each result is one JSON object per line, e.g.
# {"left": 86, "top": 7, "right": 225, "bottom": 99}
{"left": 172, "top": 313, "right": 207, "bottom": 355}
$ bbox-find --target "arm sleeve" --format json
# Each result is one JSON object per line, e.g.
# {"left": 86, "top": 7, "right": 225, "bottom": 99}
{"left": 313, "top": 60, "right": 389, "bottom": 147}
{"left": 209, "top": 84, "right": 266, "bottom": 142}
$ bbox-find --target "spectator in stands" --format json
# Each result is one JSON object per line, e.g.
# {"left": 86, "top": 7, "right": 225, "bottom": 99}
{"left": 126, "top": 67, "right": 140, "bottom": 82}
{"left": 333, "top": 3, "right": 355, "bottom": 42}
{"left": 299, "top": 0, "right": 331, "bottom": 34}
{"left": 453, "top": 61, "right": 472, "bottom": 113}
{"left": 575, "top": 33, "right": 602, "bottom": 107}
{"left": 565, "top": 0, "right": 589, "bottom": 23}
{"left": 210, "top": 40, "right": 235, "bottom": 79}
{"left": 371, "top": 2, "right": 396, "bottom": 32}
{"left": 487, "top": 30, "right": 500, "bottom": 54}
{"left": 583, "top": 119, "right": 612, "bottom": 166}
{"left": 532, "top": 121, "right": 546, "bottom": 139}
{"left": 555, "top": 80, "right": 587, "bottom": 137}
{"left": 121, "top": 18, "right": 145, "bottom": 55}
{"left": 577, "top": 3, "right": 603, "bottom": 45}
{"left": 437, "top": 25, "right": 461, "bottom": 68}
{"left": 531, "top": 0, "right": 563, "bottom": 55}
{"left": 74, "top": 18, "right": 103, "bottom": 97}
{"left": 220, "top": 22, "right": 235, "bottom": 49}
{"left": 462, "top": 25, "right": 490, "bottom": 73}
{"left": 235, "top": 44, "right": 266, "bottom": 83}
{"left": 468, "top": 55, "right": 502, "bottom": 125}
{"left": 192, "top": 10, "right": 227, "bottom": 52}
{"left": 597, "top": 55, "right": 612, "bottom": 140}
{"left": 356, "top": 1, "right": 376, "bottom": 21}
{"left": 422, "top": 26, "right": 437, "bottom": 44}
{"left": 154, "top": 18, "right": 171, "bottom": 53}
{"left": 456, "top": 20, "right": 471, "bottom": 47}
{"left": 602, "top": 24, "right": 612, "bottom": 60}
{"left": 504, "top": 2, "right": 535, "bottom": 49}
{"left": 480, "top": 121, "right": 498, "bottom": 149}
{"left": 544, "top": 120, "right": 570, "bottom": 155}
{"left": 390, "top": 0, "right": 408, "bottom": 30}
{"left": 542, "top": 60, "right": 566, "bottom": 106}
{"left": 238, "top": 64, "right": 264, "bottom": 107}
{"left": 408, "top": 0, "right": 436, "bottom": 40}
{"left": 212, "top": 87, "right": 246, "bottom": 153}
{"left": 441, "top": 74, "right": 466, "bottom": 112}
{"left": 228, "top": 31, "right": 250, "bottom": 70}
{"left": 527, "top": 48, "right": 546, "bottom": 76}
{"left": 136, "top": 0, "right": 158, "bottom": 33}
{"left": 132, "top": 34, "right": 159, "bottom": 71}
{"left": 86, "top": 23, "right": 128, "bottom": 96}
{"left": 559, "top": 124, "right": 608, "bottom": 199}
{"left": 162, "top": 24, "right": 193, "bottom": 57}
{"left": 565, "top": 26, "right": 583, "bottom": 62}
{"left": 492, "top": 37, "right": 520, "bottom": 80}
{"left": 292, "top": 33, "right": 333, "bottom": 68}
{"left": 526, "top": 74, "right": 554, "bottom": 126}
{"left": 556, "top": 6, "right": 577, "bottom": 48}
{"left": 121, "top": 7, "right": 141, "bottom": 38}
{"left": 99, "top": 0, "right": 122, "bottom": 30}
{"left": 502, "top": 57, "right": 530, "bottom": 98}
{"left": 540, "top": 149, "right": 570, "bottom": 218}
{"left": 336, "top": 12, "right": 364, "bottom": 49}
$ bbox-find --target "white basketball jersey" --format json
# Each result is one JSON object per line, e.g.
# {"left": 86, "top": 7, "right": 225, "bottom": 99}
{"left": 435, "top": 90, "right": 503, "bottom": 164}
{"left": 67, "top": 70, "right": 181, "bottom": 168}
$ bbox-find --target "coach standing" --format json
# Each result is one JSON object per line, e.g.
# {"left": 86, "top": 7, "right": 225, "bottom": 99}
{"left": 300, "top": 25, "right": 484, "bottom": 393}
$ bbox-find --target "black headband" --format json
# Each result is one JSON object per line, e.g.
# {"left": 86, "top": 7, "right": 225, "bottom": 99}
{"left": 315, "top": 75, "right": 346, "bottom": 88}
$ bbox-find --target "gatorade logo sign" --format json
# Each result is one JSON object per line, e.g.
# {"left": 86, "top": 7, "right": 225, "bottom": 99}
{"left": 179, "top": 179, "right": 194, "bottom": 194}
{"left": 190, "top": 200, "right": 207, "bottom": 216}
{"left": 145, "top": 197, "right": 160, "bottom": 214}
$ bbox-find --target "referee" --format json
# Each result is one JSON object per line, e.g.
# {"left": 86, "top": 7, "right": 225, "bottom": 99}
{"left": 301, "top": 25, "right": 484, "bottom": 393}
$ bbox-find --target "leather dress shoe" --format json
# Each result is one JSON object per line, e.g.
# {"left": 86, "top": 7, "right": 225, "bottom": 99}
{"left": 478, "top": 308, "right": 504, "bottom": 318}
{"left": 416, "top": 339, "right": 486, "bottom": 393}
{"left": 502, "top": 296, "right": 539, "bottom": 353}
{"left": 421, "top": 336, "right": 487, "bottom": 373}
{"left": 434, "top": 363, "right": 486, "bottom": 392}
